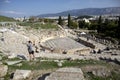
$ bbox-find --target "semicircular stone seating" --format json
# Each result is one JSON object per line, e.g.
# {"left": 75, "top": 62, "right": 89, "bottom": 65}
{"left": 42, "top": 37, "right": 90, "bottom": 54}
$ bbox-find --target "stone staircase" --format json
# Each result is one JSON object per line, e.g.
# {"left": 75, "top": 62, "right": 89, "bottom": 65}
{"left": 42, "top": 37, "right": 88, "bottom": 52}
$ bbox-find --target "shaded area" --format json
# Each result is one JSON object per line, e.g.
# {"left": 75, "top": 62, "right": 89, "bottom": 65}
{"left": 99, "top": 57, "right": 120, "bottom": 65}
{"left": 38, "top": 73, "right": 50, "bottom": 80}
{"left": 17, "top": 54, "right": 27, "bottom": 60}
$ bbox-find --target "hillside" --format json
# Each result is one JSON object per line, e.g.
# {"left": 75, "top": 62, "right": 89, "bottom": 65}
{"left": 0, "top": 15, "right": 16, "bottom": 22}
{"left": 37, "top": 7, "right": 120, "bottom": 17}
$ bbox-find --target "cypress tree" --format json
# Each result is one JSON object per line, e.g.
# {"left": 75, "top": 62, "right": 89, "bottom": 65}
{"left": 116, "top": 16, "right": 120, "bottom": 39}
{"left": 68, "top": 14, "right": 71, "bottom": 28}
{"left": 97, "top": 15, "right": 102, "bottom": 33}
{"left": 58, "top": 16, "right": 62, "bottom": 25}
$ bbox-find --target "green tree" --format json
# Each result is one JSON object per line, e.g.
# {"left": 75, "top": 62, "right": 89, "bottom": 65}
{"left": 104, "top": 21, "right": 117, "bottom": 37}
{"left": 78, "top": 20, "right": 90, "bottom": 29}
{"left": 78, "top": 20, "right": 85, "bottom": 28}
{"left": 70, "top": 21, "right": 78, "bottom": 29}
{"left": 29, "top": 16, "right": 36, "bottom": 22}
{"left": 97, "top": 16, "right": 102, "bottom": 33}
{"left": 44, "top": 18, "right": 49, "bottom": 23}
{"left": 116, "top": 16, "right": 120, "bottom": 39}
{"left": 38, "top": 18, "right": 43, "bottom": 22}
{"left": 58, "top": 16, "right": 63, "bottom": 25}
{"left": 48, "top": 19, "right": 55, "bottom": 23}
{"left": 88, "top": 22, "right": 98, "bottom": 30}
{"left": 76, "top": 15, "right": 93, "bottom": 19}
{"left": 68, "top": 14, "right": 71, "bottom": 28}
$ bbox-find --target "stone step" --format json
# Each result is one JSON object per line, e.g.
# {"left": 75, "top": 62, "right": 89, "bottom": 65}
{"left": 46, "top": 76, "right": 83, "bottom": 80}
{"left": 50, "top": 72, "right": 83, "bottom": 78}
{"left": 42, "top": 37, "right": 89, "bottom": 52}
{"left": 45, "top": 67, "right": 85, "bottom": 80}
{"left": 46, "top": 41, "right": 52, "bottom": 48}
{"left": 50, "top": 40, "right": 56, "bottom": 48}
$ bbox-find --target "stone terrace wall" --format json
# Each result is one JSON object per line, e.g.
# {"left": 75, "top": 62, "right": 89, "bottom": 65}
{"left": 21, "top": 29, "right": 67, "bottom": 44}
{"left": 78, "top": 38, "right": 95, "bottom": 49}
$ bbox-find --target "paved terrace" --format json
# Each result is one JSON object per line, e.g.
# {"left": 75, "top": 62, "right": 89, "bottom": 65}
{"left": 34, "top": 52, "right": 120, "bottom": 64}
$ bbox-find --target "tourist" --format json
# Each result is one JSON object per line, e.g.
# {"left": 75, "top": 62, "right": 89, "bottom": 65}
{"left": 97, "top": 49, "right": 101, "bottom": 54}
{"left": 1, "top": 32, "right": 4, "bottom": 42}
{"left": 1, "top": 36, "right": 4, "bottom": 41}
{"left": 93, "top": 49, "right": 96, "bottom": 54}
{"left": 105, "top": 47, "right": 110, "bottom": 51}
{"left": 50, "top": 47, "right": 54, "bottom": 52}
{"left": 27, "top": 41, "right": 35, "bottom": 61}
{"left": 87, "top": 37, "right": 89, "bottom": 41}
{"left": 62, "top": 50, "right": 67, "bottom": 54}
{"left": 33, "top": 43, "right": 39, "bottom": 53}
{"left": 35, "top": 45, "right": 39, "bottom": 53}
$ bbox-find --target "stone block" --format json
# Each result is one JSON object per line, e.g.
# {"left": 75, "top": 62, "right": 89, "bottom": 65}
{"left": 5, "top": 60, "right": 22, "bottom": 65}
{"left": 0, "top": 56, "right": 2, "bottom": 61}
{"left": 0, "top": 64, "right": 8, "bottom": 77}
{"left": 45, "top": 67, "right": 85, "bottom": 80}
{"left": 13, "top": 70, "right": 31, "bottom": 80}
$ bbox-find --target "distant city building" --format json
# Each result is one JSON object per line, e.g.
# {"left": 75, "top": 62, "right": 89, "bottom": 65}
{"left": 83, "top": 18, "right": 90, "bottom": 23}
{"left": 14, "top": 17, "right": 29, "bottom": 22}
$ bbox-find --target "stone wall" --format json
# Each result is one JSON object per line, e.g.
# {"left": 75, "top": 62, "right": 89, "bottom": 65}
{"left": 78, "top": 38, "right": 95, "bottom": 49}
{"left": 22, "top": 29, "right": 67, "bottom": 44}
{"left": 68, "top": 48, "right": 90, "bottom": 55}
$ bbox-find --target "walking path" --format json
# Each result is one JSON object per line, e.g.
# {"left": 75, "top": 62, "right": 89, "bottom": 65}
{"left": 34, "top": 52, "right": 120, "bottom": 63}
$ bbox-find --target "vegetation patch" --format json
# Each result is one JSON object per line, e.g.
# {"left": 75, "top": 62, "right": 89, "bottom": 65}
{"left": 0, "top": 16, "right": 16, "bottom": 22}
{"left": 84, "top": 71, "right": 120, "bottom": 80}
{"left": 2, "top": 58, "right": 120, "bottom": 80}
{"left": 18, "top": 22, "right": 58, "bottom": 29}
{"left": 8, "top": 60, "right": 58, "bottom": 70}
